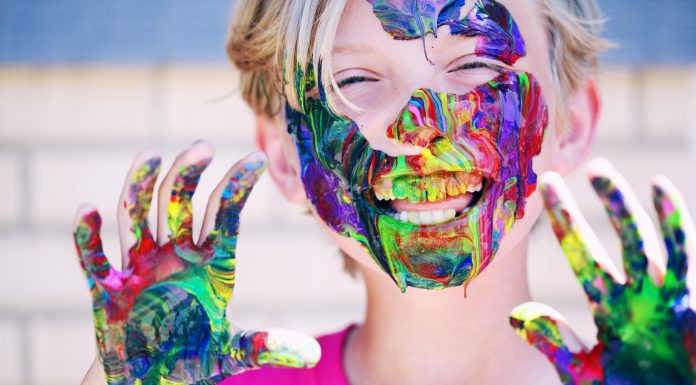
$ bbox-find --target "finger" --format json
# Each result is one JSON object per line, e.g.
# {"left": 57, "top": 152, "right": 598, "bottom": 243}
{"left": 74, "top": 204, "right": 120, "bottom": 289}
{"left": 117, "top": 149, "right": 161, "bottom": 272}
{"left": 541, "top": 172, "right": 623, "bottom": 305}
{"left": 227, "top": 328, "right": 321, "bottom": 373}
{"left": 198, "top": 153, "right": 266, "bottom": 299}
{"left": 510, "top": 302, "right": 584, "bottom": 362}
{"left": 587, "top": 159, "right": 665, "bottom": 287}
{"left": 75, "top": 205, "right": 127, "bottom": 383}
{"left": 199, "top": 152, "right": 267, "bottom": 254}
{"left": 157, "top": 141, "right": 213, "bottom": 250}
{"left": 509, "top": 302, "right": 600, "bottom": 384}
{"left": 652, "top": 176, "right": 696, "bottom": 296}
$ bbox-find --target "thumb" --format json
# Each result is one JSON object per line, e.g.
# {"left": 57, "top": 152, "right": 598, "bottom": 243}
{"left": 226, "top": 328, "right": 321, "bottom": 374}
{"left": 510, "top": 302, "right": 589, "bottom": 384}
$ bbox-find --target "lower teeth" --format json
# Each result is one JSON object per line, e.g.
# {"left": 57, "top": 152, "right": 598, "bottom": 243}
{"left": 389, "top": 208, "right": 457, "bottom": 225}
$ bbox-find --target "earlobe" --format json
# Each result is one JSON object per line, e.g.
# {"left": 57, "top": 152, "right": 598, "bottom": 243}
{"left": 552, "top": 76, "right": 601, "bottom": 176}
{"left": 255, "top": 115, "right": 307, "bottom": 204}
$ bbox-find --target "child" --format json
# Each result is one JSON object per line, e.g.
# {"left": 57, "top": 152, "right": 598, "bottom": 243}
{"left": 79, "top": 0, "right": 696, "bottom": 384}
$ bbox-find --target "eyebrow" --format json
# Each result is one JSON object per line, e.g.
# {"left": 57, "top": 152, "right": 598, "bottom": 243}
{"left": 332, "top": 44, "right": 380, "bottom": 56}
{"left": 333, "top": 32, "right": 478, "bottom": 67}
{"left": 441, "top": 1, "right": 526, "bottom": 65}
{"left": 366, "top": 0, "right": 526, "bottom": 66}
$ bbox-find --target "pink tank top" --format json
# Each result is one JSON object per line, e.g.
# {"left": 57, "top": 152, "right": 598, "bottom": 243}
{"left": 219, "top": 325, "right": 354, "bottom": 385}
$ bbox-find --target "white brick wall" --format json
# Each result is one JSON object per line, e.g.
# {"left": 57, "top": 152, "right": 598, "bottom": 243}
{"left": 0, "top": 67, "right": 155, "bottom": 145}
{"left": 28, "top": 318, "right": 96, "bottom": 385}
{"left": 158, "top": 65, "right": 256, "bottom": 147}
{"left": 0, "top": 65, "right": 695, "bottom": 385}
{"left": 0, "top": 152, "right": 23, "bottom": 227}
{"left": 0, "top": 320, "right": 23, "bottom": 385}
{"left": 595, "top": 67, "right": 635, "bottom": 141}
{"left": 641, "top": 67, "right": 696, "bottom": 141}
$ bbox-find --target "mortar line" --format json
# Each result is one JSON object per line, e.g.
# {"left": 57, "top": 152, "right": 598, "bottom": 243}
{"left": 19, "top": 146, "right": 31, "bottom": 232}
{"left": 20, "top": 315, "right": 31, "bottom": 385}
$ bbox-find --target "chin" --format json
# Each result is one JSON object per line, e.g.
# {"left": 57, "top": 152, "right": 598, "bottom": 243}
{"left": 357, "top": 159, "right": 523, "bottom": 291}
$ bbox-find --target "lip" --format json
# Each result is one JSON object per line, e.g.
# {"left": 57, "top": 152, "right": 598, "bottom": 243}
{"left": 368, "top": 133, "right": 499, "bottom": 182}
{"left": 371, "top": 166, "right": 490, "bottom": 189}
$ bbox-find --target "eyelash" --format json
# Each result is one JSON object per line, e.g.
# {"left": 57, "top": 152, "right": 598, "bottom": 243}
{"left": 449, "top": 61, "right": 506, "bottom": 73}
{"left": 337, "top": 76, "right": 378, "bottom": 89}
{"left": 335, "top": 61, "right": 505, "bottom": 89}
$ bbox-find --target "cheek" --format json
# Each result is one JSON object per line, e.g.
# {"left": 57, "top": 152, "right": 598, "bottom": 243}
{"left": 531, "top": 125, "right": 559, "bottom": 176}
{"left": 313, "top": 211, "right": 383, "bottom": 274}
{"left": 494, "top": 187, "right": 544, "bottom": 261}
{"left": 333, "top": 232, "right": 383, "bottom": 273}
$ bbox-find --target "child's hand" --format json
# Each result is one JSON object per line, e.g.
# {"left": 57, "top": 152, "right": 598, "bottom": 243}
{"left": 509, "top": 160, "right": 695, "bottom": 384}
{"left": 74, "top": 142, "right": 320, "bottom": 385}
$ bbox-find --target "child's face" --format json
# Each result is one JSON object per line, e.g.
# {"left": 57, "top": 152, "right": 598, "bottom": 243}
{"left": 285, "top": 0, "right": 560, "bottom": 291}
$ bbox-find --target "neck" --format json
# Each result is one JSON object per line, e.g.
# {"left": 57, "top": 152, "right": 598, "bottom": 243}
{"left": 344, "top": 234, "right": 559, "bottom": 385}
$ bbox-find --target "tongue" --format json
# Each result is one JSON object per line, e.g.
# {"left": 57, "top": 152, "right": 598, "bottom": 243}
{"left": 390, "top": 193, "right": 473, "bottom": 213}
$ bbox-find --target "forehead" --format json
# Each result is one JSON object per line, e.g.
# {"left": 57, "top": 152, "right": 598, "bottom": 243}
{"left": 353, "top": 0, "right": 527, "bottom": 65}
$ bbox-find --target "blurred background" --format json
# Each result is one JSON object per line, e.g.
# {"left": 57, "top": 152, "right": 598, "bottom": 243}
{"left": 0, "top": 1, "right": 695, "bottom": 384}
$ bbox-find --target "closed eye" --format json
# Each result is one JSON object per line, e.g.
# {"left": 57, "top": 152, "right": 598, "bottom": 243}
{"left": 337, "top": 76, "right": 378, "bottom": 88}
{"left": 449, "top": 61, "right": 506, "bottom": 74}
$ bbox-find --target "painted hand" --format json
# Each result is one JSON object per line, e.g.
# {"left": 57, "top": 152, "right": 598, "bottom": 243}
{"left": 74, "top": 142, "right": 320, "bottom": 385}
{"left": 509, "top": 160, "right": 696, "bottom": 384}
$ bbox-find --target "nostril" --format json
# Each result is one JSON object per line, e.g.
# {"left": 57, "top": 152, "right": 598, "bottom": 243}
{"left": 387, "top": 124, "right": 442, "bottom": 148}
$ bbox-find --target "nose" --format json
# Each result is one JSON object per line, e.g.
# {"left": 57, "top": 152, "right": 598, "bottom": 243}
{"left": 387, "top": 88, "right": 447, "bottom": 148}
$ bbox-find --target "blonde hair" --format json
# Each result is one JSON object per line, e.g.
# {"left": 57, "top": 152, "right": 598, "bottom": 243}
{"left": 227, "top": 0, "right": 610, "bottom": 277}
{"left": 227, "top": 0, "right": 610, "bottom": 122}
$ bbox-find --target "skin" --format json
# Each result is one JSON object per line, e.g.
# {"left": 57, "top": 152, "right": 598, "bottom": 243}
{"left": 258, "top": 0, "right": 599, "bottom": 383}
{"left": 78, "top": 0, "right": 603, "bottom": 383}
{"left": 78, "top": 144, "right": 320, "bottom": 385}
{"left": 79, "top": 0, "right": 696, "bottom": 383}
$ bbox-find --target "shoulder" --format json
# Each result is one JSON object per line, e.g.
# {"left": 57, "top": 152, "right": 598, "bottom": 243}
{"left": 219, "top": 325, "right": 356, "bottom": 385}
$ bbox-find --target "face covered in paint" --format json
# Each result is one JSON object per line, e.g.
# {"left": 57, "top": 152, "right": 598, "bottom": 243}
{"left": 286, "top": 0, "right": 549, "bottom": 291}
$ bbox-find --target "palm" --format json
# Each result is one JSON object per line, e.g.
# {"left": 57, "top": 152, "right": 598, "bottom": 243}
{"left": 75, "top": 148, "right": 319, "bottom": 385}
{"left": 510, "top": 160, "right": 696, "bottom": 385}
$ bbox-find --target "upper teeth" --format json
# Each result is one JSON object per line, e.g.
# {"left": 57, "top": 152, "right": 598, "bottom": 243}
{"left": 373, "top": 171, "right": 483, "bottom": 204}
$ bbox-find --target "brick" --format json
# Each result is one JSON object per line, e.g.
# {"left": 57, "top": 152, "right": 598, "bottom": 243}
{"left": 559, "top": 145, "right": 694, "bottom": 223}
{"left": 29, "top": 150, "right": 133, "bottom": 228}
{"left": 0, "top": 227, "right": 360, "bottom": 312}
{"left": 230, "top": 230, "right": 366, "bottom": 309}
{"left": 0, "top": 152, "right": 23, "bottom": 226}
{"left": 159, "top": 65, "right": 256, "bottom": 147}
{"left": 640, "top": 67, "right": 696, "bottom": 141}
{"left": 28, "top": 146, "right": 290, "bottom": 229}
{"left": 0, "top": 233, "right": 105, "bottom": 310}
{"left": 29, "top": 317, "right": 96, "bottom": 385}
{"left": 595, "top": 67, "right": 636, "bottom": 141}
{"left": 0, "top": 320, "right": 22, "bottom": 385}
{"left": 0, "top": 67, "right": 154, "bottom": 144}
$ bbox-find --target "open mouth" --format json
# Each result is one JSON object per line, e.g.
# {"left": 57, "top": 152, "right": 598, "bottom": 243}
{"left": 367, "top": 171, "right": 489, "bottom": 226}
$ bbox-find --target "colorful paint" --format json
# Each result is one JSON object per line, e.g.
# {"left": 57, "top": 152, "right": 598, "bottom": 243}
{"left": 287, "top": 0, "right": 548, "bottom": 291}
{"left": 75, "top": 154, "right": 320, "bottom": 385}
{"left": 510, "top": 172, "right": 696, "bottom": 384}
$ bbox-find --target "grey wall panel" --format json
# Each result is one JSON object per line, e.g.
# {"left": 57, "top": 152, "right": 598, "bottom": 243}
{"left": 0, "top": 0, "right": 694, "bottom": 64}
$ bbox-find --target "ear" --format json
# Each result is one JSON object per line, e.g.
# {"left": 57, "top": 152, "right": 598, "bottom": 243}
{"left": 551, "top": 76, "right": 600, "bottom": 176}
{"left": 255, "top": 115, "right": 307, "bottom": 204}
